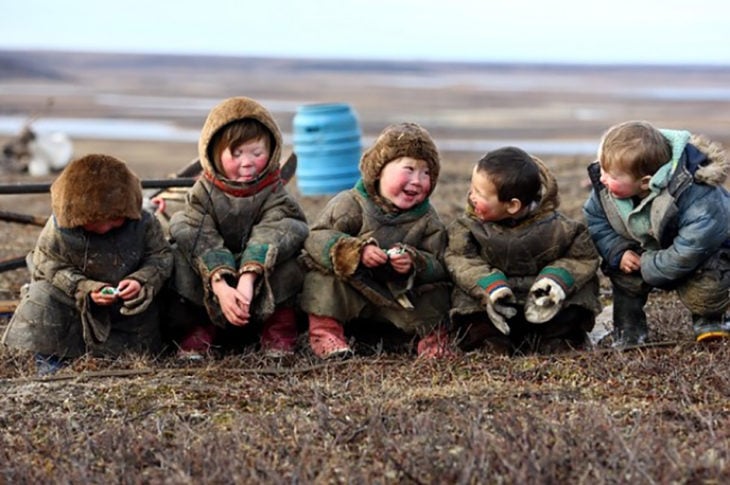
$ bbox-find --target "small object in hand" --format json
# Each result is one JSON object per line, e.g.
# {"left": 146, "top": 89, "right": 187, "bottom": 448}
{"left": 101, "top": 287, "right": 119, "bottom": 295}
{"left": 387, "top": 247, "right": 405, "bottom": 257}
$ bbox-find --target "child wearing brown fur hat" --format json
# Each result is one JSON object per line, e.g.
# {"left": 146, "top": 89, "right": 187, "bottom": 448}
{"left": 300, "top": 122, "right": 452, "bottom": 359}
{"left": 2, "top": 154, "right": 173, "bottom": 373}
{"left": 166, "top": 96, "right": 308, "bottom": 359}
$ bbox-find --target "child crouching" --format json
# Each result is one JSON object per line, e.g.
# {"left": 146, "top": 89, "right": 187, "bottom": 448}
{"left": 2, "top": 154, "right": 173, "bottom": 373}
{"left": 300, "top": 123, "right": 452, "bottom": 359}
{"left": 446, "top": 147, "right": 601, "bottom": 354}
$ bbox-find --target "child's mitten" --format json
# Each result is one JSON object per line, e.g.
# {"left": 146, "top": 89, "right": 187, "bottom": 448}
{"left": 524, "top": 278, "right": 565, "bottom": 323}
{"left": 486, "top": 286, "right": 517, "bottom": 335}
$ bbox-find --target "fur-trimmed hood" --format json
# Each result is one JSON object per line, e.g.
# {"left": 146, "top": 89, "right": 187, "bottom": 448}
{"left": 199, "top": 96, "right": 283, "bottom": 187}
{"left": 359, "top": 123, "right": 440, "bottom": 208}
{"left": 51, "top": 154, "right": 142, "bottom": 228}
{"left": 687, "top": 133, "right": 728, "bottom": 186}
{"left": 531, "top": 155, "right": 560, "bottom": 214}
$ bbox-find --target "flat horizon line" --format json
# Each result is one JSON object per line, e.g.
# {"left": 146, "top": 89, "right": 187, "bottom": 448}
{"left": 2, "top": 48, "right": 729, "bottom": 70}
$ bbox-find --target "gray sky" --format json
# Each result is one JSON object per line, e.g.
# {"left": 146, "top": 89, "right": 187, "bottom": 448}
{"left": 2, "top": 0, "right": 729, "bottom": 64}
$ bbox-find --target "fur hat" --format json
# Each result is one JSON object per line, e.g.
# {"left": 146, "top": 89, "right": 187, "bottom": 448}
{"left": 198, "top": 96, "right": 282, "bottom": 182}
{"left": 51, "top": 154, "right": 142, "bottom": 228}
{"left": 359, "top": 122, "right": 440, "bottom": 201}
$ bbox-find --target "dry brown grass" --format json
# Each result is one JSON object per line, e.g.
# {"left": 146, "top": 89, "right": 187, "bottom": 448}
{"left": 0, "top": 341, "right": 727, "bottom": 483}
{"left": 0, "top": 52, "right": 729, "bottom": 483}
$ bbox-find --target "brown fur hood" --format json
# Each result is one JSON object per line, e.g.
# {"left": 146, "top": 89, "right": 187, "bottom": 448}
{"left": 51, "top": 154, "right": 142, "bottom": 228}
{"left": 199, "top": 96, "right": 283, "bottom": 185}
{"left": 532, "top": 155, "right": 560, "bottom": 214}
{"left": 690, "top": 134, "right": 728, "bottom": 186}
{"left": 359, "top": 123, "right": 440, "bottom": 205}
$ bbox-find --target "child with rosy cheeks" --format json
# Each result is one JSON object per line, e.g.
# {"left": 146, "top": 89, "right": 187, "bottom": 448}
{"left": 167, "top": 97, "right": 308, "bottom": 359}
{"left": 584, "top": 120, "right": 730, "bottom": 346}
{"left": 445, "top": 147, "right": 601, "bottom": 355}
{"left": 2, "top": 154, "right": 173, "bottom": 374}
{"left": 300, "top": 123, "right": 452, "bottom": 359}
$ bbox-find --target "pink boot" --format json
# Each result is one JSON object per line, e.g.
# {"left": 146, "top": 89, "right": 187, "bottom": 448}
{"left": 308, "top": 314, "right": 352, "bottom": 359}
{"left": 177, "top": 323, "right": 217, "bottom": 360}
{"left": 417, "top": 329, "right": 455, "bottom": 359}
{"left": 260, "top": 307, "right": 299, "bottom": 357}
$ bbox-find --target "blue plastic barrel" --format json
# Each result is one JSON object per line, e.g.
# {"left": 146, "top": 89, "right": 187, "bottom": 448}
{"left": 293, "top": 103, "right": 362, "bottom": 195}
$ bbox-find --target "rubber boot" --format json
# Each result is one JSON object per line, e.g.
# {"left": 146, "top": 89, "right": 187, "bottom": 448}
{"left": 308, "top": 314, "right": 352, "bottom": 359}
{"left": 611, "top": 288, "right": 648, "bottom": 348}
{"left": 177, "top": 323, "right": 217, "bottom": 360}
{"left": 693, "top": 314, "right": 730, "bottom": 342}
{"left": 417, "top": 328, "right": 456, "bottom": 359}
{"left": 260, "top": 307, "right": 298, "bottom": 357}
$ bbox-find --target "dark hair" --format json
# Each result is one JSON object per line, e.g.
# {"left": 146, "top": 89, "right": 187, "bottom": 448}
{"left": 476, "top": 147, "right": 540, "bottom": 205}
{"left": 209, "top": 118, "right": 274, "bottom": 166}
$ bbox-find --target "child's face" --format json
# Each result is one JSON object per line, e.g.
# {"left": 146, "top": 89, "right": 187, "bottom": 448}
{"left": 468, "top": 167, "right": 514, "bottom": 222}
{"left": 82, "top": 217, "right": 125, "bottom": 234}
{"left": 378, "top": 156, "right": 431, "bottom": 210}
{"left": 220, "top": 137, "right": 270, "bottom": 182}
{"left": 599, "top": 165, "right": 649, "bottom": 199}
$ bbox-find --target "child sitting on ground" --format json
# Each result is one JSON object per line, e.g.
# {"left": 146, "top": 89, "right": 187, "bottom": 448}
{"left": 2, "top": 154, "right": 173, "bottom": 373}
{"left": 300, "top": 122, "right": 452, "bottom": 359}
{"left": 584, "top": 120, "right": 730, "bottom": 346}
{"left": 167, "top": 96, "right": 308, "bottom": 358}
{"left": 446, "top": 147, "right": 601, "bottom": 354}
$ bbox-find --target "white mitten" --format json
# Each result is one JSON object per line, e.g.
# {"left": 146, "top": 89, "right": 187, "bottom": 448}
{"left": 524, "top": 278, "right": 566, "bottom": 323}
{"left": 486, "top": 286, "right": 517, "bottom": 335}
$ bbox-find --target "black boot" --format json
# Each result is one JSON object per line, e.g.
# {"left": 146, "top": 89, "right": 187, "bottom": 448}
{"left": 692, "top": 314, "right": 730, "bottom": 342}
{"left": 612, "top": 288, "right": 648, "bottom": 348}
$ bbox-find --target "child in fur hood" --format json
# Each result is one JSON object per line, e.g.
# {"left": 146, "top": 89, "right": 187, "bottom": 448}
{"left": 445, "top": 147, "right": 601, "bottom": 355}
{"left": 2, "top": 154, "right": 173, "bottom": 373}
{"left": 300, "top": 122, "right": 452, "bottom": 359}
{"left": 166, "top": 96, "right": 308, "bottom": 358}
{"left": 584, "top": 120, "right": 730, "bottom": 346}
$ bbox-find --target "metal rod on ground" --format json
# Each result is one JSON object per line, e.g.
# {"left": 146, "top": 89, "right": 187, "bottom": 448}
{"left": 0, "top": 256, "right": 27, "bottom": 272}
{"left": 0, "top": 178, "right": 197, "bottom": 195}
{"left": 0, "top": 210, "right": 47, "bottom": 226}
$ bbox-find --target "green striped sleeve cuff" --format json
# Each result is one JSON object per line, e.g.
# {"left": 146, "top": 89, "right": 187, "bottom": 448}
{"left": 477, "top": 271, "right": 509, "bottom": 295}
{"left": 538, "top": 267, "right": 574, "bottom": 291}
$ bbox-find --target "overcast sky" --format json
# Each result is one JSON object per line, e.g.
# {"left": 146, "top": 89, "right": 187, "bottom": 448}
{"left": 2, "top": 0, "right": 729, "bottom": 65}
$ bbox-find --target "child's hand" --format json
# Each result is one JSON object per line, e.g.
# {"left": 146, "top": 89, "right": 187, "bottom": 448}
{"left": 387, "top": 248, "right": 412, "bottom": 274}
{"left": 211, "top": 276, "right": 251, "bottom": 327}
{"left": 233, "top": 273, "right": 257, "bottom": 326}
{"left": 362, "top": 244, "right": 388, "bottom": 268}
{"left": 116, "top": 279, "right": 141, "bottom": 301}
{"left": 620, "top": 250, "right": 641, "bottom": 274}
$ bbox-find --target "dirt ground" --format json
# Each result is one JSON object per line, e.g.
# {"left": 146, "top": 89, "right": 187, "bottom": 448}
{"left": 0, "top": 52, "right": 728, "bottom": 483}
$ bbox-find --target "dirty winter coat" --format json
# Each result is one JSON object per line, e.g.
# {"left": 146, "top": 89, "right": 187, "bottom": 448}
{"left": 446, "top": 157, "right": 601, "bottom": 320}
{"left": 169, "top": 97, "right": 308, "bottom": 327}
{"left": 3, "top": 154, "right": 172, "bottom": 358}
{"left": 2, "top": 212, "right": 172, "bottom": 358}
{"left": 300, "top": 180, "right": 450, "bottom": 331}
{"left": 584, "top": 131, "right": 730, "bottom": 288}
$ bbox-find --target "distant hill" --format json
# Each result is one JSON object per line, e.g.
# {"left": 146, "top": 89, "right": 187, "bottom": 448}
{"left": 1, "top": 49, "right": 728, "bottom": 82}
{"left": 0, "top": 51, "right": 67, "bottom": 80}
